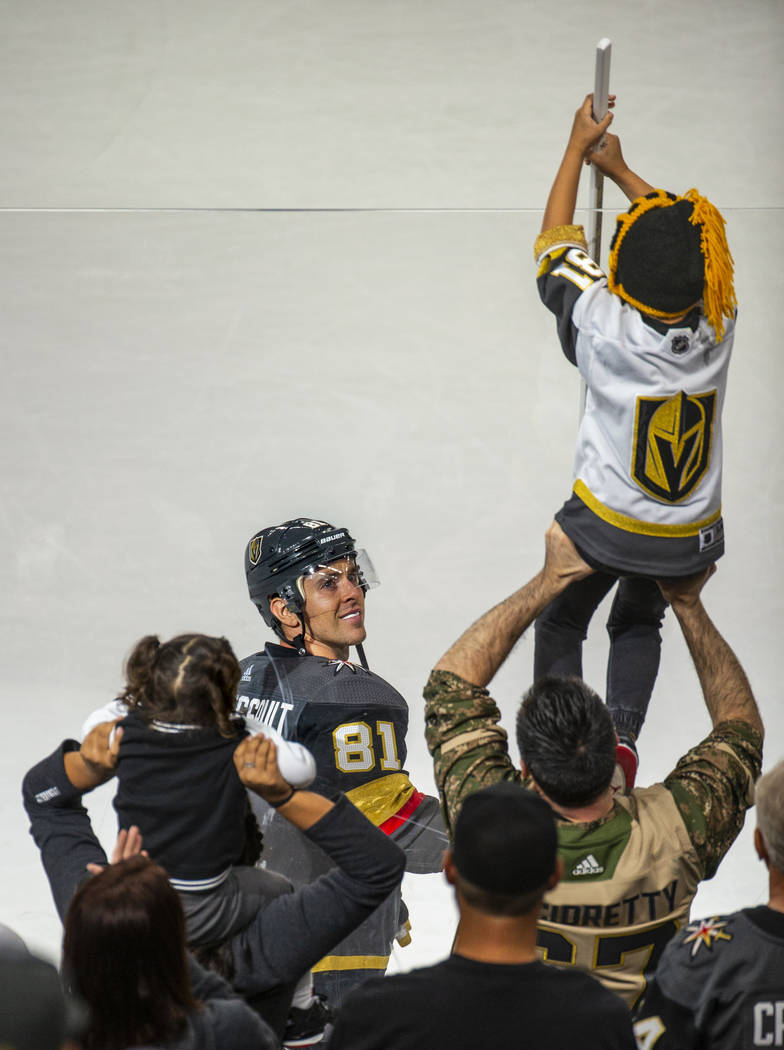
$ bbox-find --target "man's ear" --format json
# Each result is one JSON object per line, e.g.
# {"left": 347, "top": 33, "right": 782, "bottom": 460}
{"left": 269, "top": 596, "right": 300, "bottom": 629}
{"left": 754, "top": 827, "right": 770, "bottom": 866}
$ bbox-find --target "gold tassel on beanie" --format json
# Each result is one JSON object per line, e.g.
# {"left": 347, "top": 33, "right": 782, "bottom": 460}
{"left": 684, "top": 188, "right": 736, "bottom": 339}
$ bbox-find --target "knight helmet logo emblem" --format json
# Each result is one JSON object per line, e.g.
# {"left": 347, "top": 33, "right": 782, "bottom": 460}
{"left": 632, "top": 390, "right": 716, "bottom": 503}
{"left": 248, "top": 536, "right": 263, "bottom": 565}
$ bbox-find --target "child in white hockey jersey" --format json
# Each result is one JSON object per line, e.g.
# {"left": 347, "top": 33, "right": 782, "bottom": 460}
{"left": 533, "top": 95, "right": 736, "bottom": 787}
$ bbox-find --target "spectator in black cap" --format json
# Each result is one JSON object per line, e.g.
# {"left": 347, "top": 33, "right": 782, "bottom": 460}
{"left": 328, "top": 782, "right": 635, "bottom": 1050}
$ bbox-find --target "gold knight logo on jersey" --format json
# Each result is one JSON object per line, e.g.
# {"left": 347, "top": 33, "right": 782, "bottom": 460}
{"left": 631, "top": 390, "right": 716, "bottom": 503}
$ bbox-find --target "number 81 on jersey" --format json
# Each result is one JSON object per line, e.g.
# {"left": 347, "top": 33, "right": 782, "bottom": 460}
{"left": 332, "top": 721, "right": 401, "bottom": 773}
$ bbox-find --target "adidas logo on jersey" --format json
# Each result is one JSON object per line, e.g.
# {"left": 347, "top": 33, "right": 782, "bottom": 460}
{"left": 240, "top": 664, "right": 254, "bottom": 682}
{"left": 572, "top": 854, "right": 604, "bottom": 877}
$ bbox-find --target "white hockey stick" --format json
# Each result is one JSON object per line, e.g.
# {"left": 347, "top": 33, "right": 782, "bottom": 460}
{"left": 587, "top": 39, "right": 612, "bottom": 263}
{"left": 580, "top": 38, "right": 612, "bottom": 418}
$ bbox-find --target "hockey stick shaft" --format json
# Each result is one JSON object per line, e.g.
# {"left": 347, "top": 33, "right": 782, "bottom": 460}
{"left": 581, "top": 38, "right": 612, "bottom": 418}
{"left": 586, "top": 38, "right": 612, "bottom": 263}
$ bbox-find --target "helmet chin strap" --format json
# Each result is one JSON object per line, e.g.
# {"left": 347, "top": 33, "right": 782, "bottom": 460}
{"left": 289, "top": 610, "right": 307, "bottom": 656}
{"left": 355, "top": 643, "right": 369, "bottom": 670}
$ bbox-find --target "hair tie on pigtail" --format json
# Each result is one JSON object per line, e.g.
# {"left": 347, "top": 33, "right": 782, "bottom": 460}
{"left": 143, "top": 635, "right": 163, "bottom": 672}
{"left": 123, "top": 634, "right": 162, "bottom": 711}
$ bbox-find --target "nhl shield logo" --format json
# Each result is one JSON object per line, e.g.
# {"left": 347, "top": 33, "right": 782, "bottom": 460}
{"left": 632, "top": 390, "right": 716, "bottom": 503}
{"left": 248, "top": 535, "right": 263, "bottom": 565}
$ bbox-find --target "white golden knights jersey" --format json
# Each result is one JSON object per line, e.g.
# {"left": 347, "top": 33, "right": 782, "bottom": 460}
{"left": 535, "top": 226, "right": 735, "bottom": 576}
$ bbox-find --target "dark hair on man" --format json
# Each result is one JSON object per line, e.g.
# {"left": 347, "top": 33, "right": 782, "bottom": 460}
{"left": 454, "top": 874, "right": 549, "bottom": 917}
{"left": 122, "top": 633, "right": 241, "bottom": 738}
{"left": 516, "top": 675, "right": 616, "bottom": 807}
{"left": 63, "top": 856, "right": 199, "bottom": 1050}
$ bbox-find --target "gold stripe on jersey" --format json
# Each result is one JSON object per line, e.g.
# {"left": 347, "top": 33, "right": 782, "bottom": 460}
{"left": 345, "top": 772, "right": 417, "bottom": 827}
{"left": 312, "top": 954, "right": 389, "bottom": 973}
{"left": 534, "top": 224, "right": 588, "bottom": 265}
{"left": 573, "top": 479, "right": 722, "bottom": 537}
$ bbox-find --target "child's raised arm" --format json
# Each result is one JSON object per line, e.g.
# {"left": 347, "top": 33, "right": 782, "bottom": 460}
{"left": 590, "top": 132, "right": 654, "bottom": 202}
{"left": 541, "top": 94, "right": 613, "bottom": 233}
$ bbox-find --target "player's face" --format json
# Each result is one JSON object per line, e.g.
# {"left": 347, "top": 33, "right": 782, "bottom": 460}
{"left": 300, "top": 557, "right": 366, "bottom": 660}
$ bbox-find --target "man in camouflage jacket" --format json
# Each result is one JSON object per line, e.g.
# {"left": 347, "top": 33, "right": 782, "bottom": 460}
{"left": 424, "top": 522, "right": 763, "bottom": 1009}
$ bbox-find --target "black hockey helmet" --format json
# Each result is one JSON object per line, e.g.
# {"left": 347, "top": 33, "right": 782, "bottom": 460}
{"left": 245, "top": 518, "right": 377, "bottom": 634}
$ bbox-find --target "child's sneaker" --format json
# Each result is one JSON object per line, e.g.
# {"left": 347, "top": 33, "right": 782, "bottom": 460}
{"left": 612, "top": 738, "right": 639, "bottom": 795}
{"left": 283, "top": 994, "right": 332, "bottom": 1049}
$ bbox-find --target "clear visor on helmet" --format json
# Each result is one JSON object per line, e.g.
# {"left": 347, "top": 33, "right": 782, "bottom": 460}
{"left": 295, "top": 549, "right": 379, "bottom": 599}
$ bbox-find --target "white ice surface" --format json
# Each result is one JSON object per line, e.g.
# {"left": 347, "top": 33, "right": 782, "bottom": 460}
{"left": 1, "top": 0, "right": 782, "bottom": 971}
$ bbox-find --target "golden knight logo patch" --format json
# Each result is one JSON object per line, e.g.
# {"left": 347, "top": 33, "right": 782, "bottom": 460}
{"left": 682, "top": 916, "right": 732, "bottom": 957}
{"left": 248, "top": 536, "right": 263, "bottom": 565}
{"left": 632, "top": 390, "right": 716, "bottom": 503}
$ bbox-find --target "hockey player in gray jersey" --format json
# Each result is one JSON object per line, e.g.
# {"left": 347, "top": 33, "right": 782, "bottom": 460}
{"left": 633, "top": 757, "right": 784, "bottom": 1049}
{"left": 533, "top": 95, "right": 737, "bottom": 786}
{"left": 237, "top": 518, "right": 447, "bottom": 1008}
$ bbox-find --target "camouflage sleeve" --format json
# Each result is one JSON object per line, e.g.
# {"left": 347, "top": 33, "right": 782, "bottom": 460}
{"left": 663, "top": 719, "right": 763, "bottom": 879}
{"left": 423, "top": 669, "right": 523, "bottom": 841}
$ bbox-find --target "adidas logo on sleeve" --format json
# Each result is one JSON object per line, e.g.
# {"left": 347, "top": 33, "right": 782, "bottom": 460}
{"left": 572, "top": 854, "right": 605, "bottom": 876}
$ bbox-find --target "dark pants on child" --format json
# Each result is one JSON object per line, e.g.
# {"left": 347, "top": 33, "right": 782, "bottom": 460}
{"left": 534, "top": 573, "right": 667, "bottom": 741}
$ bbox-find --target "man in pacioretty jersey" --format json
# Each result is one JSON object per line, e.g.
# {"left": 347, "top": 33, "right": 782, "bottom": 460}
{"left": 424, "top": 520, "right": 762, "bottom": 1010}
